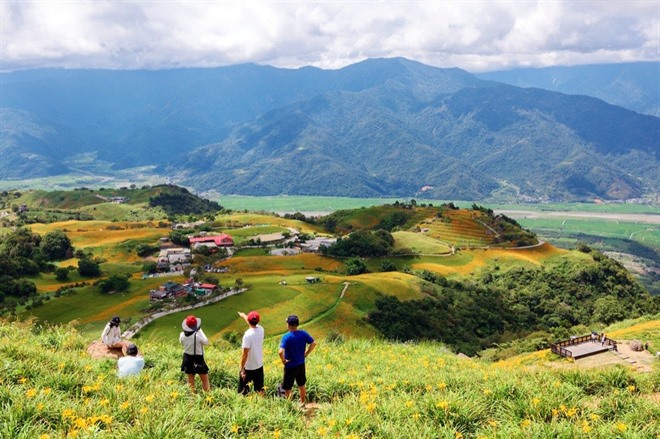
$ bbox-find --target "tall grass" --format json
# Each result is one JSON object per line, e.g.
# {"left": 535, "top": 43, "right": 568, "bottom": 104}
{"left": 2, "top": 319, "right": 658, "bottom": 438}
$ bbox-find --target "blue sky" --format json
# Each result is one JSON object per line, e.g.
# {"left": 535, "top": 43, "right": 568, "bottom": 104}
{"left": 1, "top": 1, "right": 658, "bottom": 72}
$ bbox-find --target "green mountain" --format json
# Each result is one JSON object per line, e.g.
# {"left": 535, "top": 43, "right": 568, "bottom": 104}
{"left": 1, "top": 58, "right": 658, "bottom": 201}
{"left": 476, "top": 62, "right": 660, "bottom": 117}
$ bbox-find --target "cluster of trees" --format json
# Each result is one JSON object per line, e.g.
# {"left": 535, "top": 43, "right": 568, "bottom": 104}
{"left": 368, "top": 250, "right": 658, "bottom": 355}
{"left": 149, "top": 186, "right": 222, "bottom": 215}
{"left": 0, "top": 228, "right": 74, "bottom": 312}
{"left": 322, "top": 229, "right": 394, "bottom": 258}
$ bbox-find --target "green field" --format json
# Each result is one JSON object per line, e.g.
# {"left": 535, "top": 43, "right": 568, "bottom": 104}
{"left": 216, "top": 195, "right": 659, "bottom": 215}
{"left": 517, "top": 217, "right": 660, "bottom": 249}
{"left": 392, "top": 231, "right": 452, "bottom": 254}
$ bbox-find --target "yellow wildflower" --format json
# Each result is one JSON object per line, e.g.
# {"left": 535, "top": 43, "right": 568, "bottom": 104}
{"left": 488, "top": 419, "right": 498, "bottom": 427}
{"left": 616, "top": 422, "right": 627, "bottom": 432}
{"left": 231, "top": 424, "right": 239, "bottom": 434}
{"left": 438, "top": 382, "right": 447, "bottom": 390}
{"left": 582, "top": 421, "right": 592, "bottom": 433}
{"left": 26, "top": 388, "right": 37, "bottom": 398}
{"left": 483, "top": 389, "right": 492, "bottom": 396}
{"left": 170, "top": 391, "right": 179, "bottom": 399}
{"left": 366, "top": 402, "right": 376, "bottom": 413}
{"left": 455, "top": 432, "right": 463, "bottom": 439}
{"left": 566, "top": 407, "right": 577, "bottom": 417}
{"left": 139, "top": 407, "right": 148, "bottom": 414}
{"left": 412, "top": 412, "right": 420, "bottom": 420}
{"left": 115, "top": 384, "right": 123, "bottom": 392}
{"left": 84, "top": 365, "right": 92, "bottom": 372}
{"left": 120, "top": 401, "right": 130, "bottom": 410}
{"left": 39, "top": 434, "right": 50, "bottom": 439}
{"left": 628, "top": 385, "right": 636, "bottom": 392}
{"left": 531, "top": 397, "right": 540, "bottom": 406}
{"left": 36, "top": 403, "right": 44, "bottom": 411}
{"left": 100, "top": 399, "right": 110, "bottom": 407}
{"left": 436, "top": 401, "right": 449, "bottom": 410}
{"left": 405, "top": 400, "right": 413, "bottom": 408}
{"left": 589, "top": 413, "right": 600, "bottom": 421}
{"left": 317, "top": 426, "right": 328, "bottom": 436}
{"left": 62, "top": 408, "right": 75, "bottom": 419}
{"left": 58, "top": 363, "right": 65, "bottom": 369}
{"left": 346, "top": 434, "right": 359, "bottom": 439}
{"left": 42, "top": 388, "right": 51, "bottom": 395}
{"left": 328, "top": 419, "right": 336, "bottom": 427}
{"left": 18, "top": 377, "right": 27, "bottom": 384}
{"left": 272, "top": 430, "right": 281, "bottom": 439}
{"left": 553, "top": 381, "right": 561, "bottom": 388}
{"left": 520, "top": 419, "right": 531, "bottom": 428}
{"left": 74, "top": 417, "right": 87, "bottom": 429}
{"left": 345, "top": 418, "right": 353, "bottom": 426}
{"left": 145, "top": 394, "right": 155, "bottom": 403}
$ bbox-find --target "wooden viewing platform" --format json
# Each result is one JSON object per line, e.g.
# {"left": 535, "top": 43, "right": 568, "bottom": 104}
{"left": 551, "top": 334, "right": 616, "bottom": 359}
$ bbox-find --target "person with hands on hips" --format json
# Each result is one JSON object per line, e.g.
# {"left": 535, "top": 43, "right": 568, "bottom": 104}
{"left": 278, "top": 314, "right": 316, "bottom": 404}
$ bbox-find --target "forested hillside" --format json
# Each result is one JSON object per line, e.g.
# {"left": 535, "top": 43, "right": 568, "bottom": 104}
{"left": 2, "top": 58, "right": 657, "bottom": 201}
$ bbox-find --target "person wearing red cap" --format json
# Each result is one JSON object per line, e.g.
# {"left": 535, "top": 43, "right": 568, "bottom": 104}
{"left": 179, "top": 315, "right": 210, "bottom": 392}
{"left": 237, "top": 311, "right": 264, "bottom": 395}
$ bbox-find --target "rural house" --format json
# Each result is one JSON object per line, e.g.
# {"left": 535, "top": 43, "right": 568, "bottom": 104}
{"left": 189, "top": 234, "right": 234, "bottom": 250}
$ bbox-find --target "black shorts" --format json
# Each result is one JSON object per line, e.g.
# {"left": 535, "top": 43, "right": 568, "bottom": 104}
{"left": 238, "top": 366, "right": 264, "bottom": 394}
{"left": 282, "top": 364, "right": 306, "bottom": 390}
{"left": 181, "top": 353, "right": 209, "bottom": 375}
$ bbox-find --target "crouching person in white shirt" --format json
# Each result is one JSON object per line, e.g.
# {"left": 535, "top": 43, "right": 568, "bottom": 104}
{"left": 117, "top": 343, "right": 144, "bottom": 378}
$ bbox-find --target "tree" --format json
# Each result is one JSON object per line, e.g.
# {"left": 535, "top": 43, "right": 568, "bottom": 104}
{"left": 142, "top": 261, "right": 157, "bottom": 274}
{"left": 97, "top": 273, "right": 130, "bottom": 294}
{"left": 41, "top": 230, "right": 74, "bottom": 260}
{"left": 381, "top": 260, "right": 397, "bottom": 272}
{"left": 54, "top": 267, "right": 69, "bottom": 281}
{"left": 135, "top": 243, "right": 158, "bottom": 257}
{"left": 78, "top": 258, "right": 101, "bottom": 277}
{"left": 345, "top": 257, "right": 367, "bottom": 275}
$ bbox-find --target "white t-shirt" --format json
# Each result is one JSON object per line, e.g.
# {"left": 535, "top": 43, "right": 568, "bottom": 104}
{"left": 242, "top": 325, "right": 264, "bottom": 370}
{"left": 117, "top": 356, "right": 145, "bottom": 378}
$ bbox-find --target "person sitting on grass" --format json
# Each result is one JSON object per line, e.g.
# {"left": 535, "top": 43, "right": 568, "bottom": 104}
{"left": 117, "top": 343, "right": 144, "bottom": 378}
{"left": 101, "top": 316, "right": 129, "bottom": 355}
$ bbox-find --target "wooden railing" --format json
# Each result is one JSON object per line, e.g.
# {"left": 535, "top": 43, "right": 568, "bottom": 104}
{"left": 551, "top": 334, "right": 616, "bottom": 358}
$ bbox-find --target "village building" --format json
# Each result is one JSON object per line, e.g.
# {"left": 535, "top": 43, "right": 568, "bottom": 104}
{"left": 156, "top": 247, "right": 192, "bottom": 272}
{"left": 189, "top": 234, "right": 234, "bottom": 250}
{"left": 300, "top": 237, "right": 337, "bottom": 252}
{"left": 149, "top": 281, "right": 187, "bottom": 301}
{"left": 172, "top": 220, "right": 206, "bottom": 229}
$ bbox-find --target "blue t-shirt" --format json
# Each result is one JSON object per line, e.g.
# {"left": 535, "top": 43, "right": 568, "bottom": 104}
{"left": 280, "top": 330, "right": 314, "bottom": 368}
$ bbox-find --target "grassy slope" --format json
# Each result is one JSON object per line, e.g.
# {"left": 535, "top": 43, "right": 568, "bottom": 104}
{"left": 1, "top": 319, "right": 658, "bottom": 438}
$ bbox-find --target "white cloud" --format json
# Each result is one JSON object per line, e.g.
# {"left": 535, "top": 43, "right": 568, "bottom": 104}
{"left": 1, "top": 1, "right": 657, "bottom": 72}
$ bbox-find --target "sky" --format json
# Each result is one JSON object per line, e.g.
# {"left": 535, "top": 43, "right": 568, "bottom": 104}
{"left": 1, "top": 1, "right": 658, "bottom": 73}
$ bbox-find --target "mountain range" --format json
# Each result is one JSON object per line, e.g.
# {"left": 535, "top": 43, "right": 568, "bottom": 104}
{"left": 1, "top": 58, "right": 658, "bottom": 201}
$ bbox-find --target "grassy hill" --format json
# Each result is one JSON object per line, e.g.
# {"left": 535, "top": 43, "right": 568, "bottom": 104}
{"left": 1, "top": 318, "right": 658, "bottom": 438}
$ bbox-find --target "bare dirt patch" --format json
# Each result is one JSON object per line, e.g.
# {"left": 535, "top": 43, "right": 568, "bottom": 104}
{"left": 87, "top": 340, "right": 124, "bottom": 359}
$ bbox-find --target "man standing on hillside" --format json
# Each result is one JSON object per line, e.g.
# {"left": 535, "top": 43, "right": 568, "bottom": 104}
{"left": 279, "top": 315, "right": 316, "bottom": 404}
{"left": 238, "top": 311, "right": 265, "bottom": 395}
